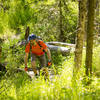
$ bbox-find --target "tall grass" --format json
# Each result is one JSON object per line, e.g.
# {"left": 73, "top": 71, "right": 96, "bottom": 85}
{"left": 0, "top": 45, "right": 100, "bottom": 100}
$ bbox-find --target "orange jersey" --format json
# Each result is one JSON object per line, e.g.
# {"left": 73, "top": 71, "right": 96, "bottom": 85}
{"left": 25, "top": 40, "right": 47, "bottom": 56}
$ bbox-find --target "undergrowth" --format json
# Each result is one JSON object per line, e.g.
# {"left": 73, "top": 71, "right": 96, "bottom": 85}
{"left": 0, "top": 42, "right": 100, "bottom": 100}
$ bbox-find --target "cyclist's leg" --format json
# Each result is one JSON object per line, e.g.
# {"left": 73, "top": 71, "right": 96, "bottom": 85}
{"left": 31, "top": 53, "right": 38, "bottom": 75}
{"left": 38, "top": 54, "right": 49, "bottom": 77}
{"left": 39, "top": 54, "right": 47, "bottom": 69}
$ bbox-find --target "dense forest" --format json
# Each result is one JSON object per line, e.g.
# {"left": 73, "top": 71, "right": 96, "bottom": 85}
{"left": 0, "top": 0, "right": 100, "bottom": 100}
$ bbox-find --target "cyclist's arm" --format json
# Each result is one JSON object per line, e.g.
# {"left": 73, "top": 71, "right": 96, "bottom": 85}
{"left": 46, "top": 48, "right": 51, "bottom": 61}
{"left": 24, "top": 53, "right": 29, "bottom": 67}
{"left": 24, "top": 43, "right": 30, "bottom": 67}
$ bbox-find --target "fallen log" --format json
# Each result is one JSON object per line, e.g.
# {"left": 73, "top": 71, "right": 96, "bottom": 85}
{"left": 46, "top": 41, "right": 75, "bottom": 47}
{"left": 46, "top": 44, "right": 70, "bottom": 55}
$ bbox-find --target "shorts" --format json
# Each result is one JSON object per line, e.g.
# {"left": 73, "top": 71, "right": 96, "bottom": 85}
{"left": 31, "top": 53, "right": 47, "bottom": 68}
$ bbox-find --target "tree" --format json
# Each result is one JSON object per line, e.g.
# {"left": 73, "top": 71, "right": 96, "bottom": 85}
{"left": 95, "top": 0, "right": 100, "bottom": 37}
{"left": 85, "top": 0, "right": 95, "bottom": 76}
{"left": 25, "top": 26, "right": 30, "bottom": 41}
{"left": 58, "top": 0, "right": 78, "bottom": 43}
{"left": 58, "top": 0, "right": 65, "bottom": 42}
{"left": 74, "top": 0, "right": 86, "bottom": 70}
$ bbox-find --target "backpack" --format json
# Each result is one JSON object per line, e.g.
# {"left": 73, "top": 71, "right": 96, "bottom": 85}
{"left": 27, "top": 34, "right": 45, "bottom": 53}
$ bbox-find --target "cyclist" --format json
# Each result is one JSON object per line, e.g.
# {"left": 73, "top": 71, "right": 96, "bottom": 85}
{"left": 24, "top": 34, "right": 51, "bottom": 76}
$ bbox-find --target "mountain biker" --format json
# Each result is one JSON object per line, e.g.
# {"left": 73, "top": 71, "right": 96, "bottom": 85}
{"left": 24, "top": 34, "right": 51, "bottom": 76}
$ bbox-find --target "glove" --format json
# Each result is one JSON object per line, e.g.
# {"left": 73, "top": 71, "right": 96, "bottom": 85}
{"left": 24, "top": 67, "right": 28, "bottom": 71}
{"left": 47, "top": 60, "right": 52, "bottom": 66}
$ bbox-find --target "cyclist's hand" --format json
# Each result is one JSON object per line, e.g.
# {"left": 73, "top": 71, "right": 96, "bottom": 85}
{"left": 24, "top": 67, "right": 28, "bottom": 71}
{"left": 47, "top": 60, "right": 52, "bottom": 66}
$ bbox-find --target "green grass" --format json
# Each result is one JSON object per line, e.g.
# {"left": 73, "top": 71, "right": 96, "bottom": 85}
{"left": 0, "top": 45, "right": 100, "bottom": 100}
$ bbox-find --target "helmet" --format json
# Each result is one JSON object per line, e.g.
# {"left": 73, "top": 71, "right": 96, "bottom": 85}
{"left": 28, "top": 34, "right": 37, "bottom": 41}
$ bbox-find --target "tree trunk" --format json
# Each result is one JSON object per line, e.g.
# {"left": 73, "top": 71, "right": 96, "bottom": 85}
{"left": 25, "top": 26, "right": 30, "bottom": 40}
{"left": 0, "top": 46, "right": 1, "bottom": 61}
{"left": 85, "top": 0, "right": 95, "bottom": 76}
{"left": 74, "top": 0, "right": 86, "bottom": 70}
{"left": 95, "top": 0, "right": 100, "bottom": 36}
{"left": 59, "top": 0, "right": 66, "bottom": 42}
{"left": 0, "top": 38, "right": 3, "bottom": 61}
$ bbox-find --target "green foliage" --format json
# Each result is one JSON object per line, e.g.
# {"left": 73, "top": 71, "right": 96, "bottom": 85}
{"left": 1, "top": 39, "right": 25, "bottom": 69}
{"left": 0, "top": 0, "right": 78, "bottom": 43}
{"left": 8, "top": 1, "right": 36, "bottom": 30}
{"left": 0, "top": 22, "right": 4, "bottom": 33}
{"left": 61, "top": 1, "right": 78, "bottom": 43}
{"left": 92, "top": 45, "right": 100, "bottom": 73}
{"left": 0, "top": 9, "right": 8, "bottom": 34}
{"left": 0, "top": 54, "right": 100, "bottom": 100}
{"left": 0, "top": 0, "right": 100, "bottom": 100}
{"left": 51, "top": 51, "right": 66, "bottom": 65}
